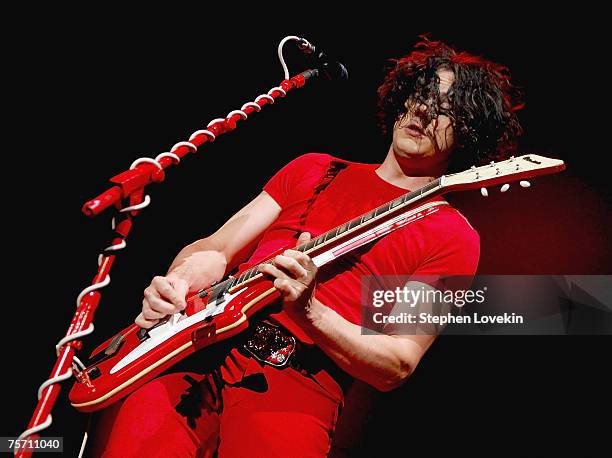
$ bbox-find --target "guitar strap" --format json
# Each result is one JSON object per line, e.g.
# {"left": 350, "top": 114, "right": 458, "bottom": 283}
{"left": 298, "top": 159, "right": 349, "bottom": 231}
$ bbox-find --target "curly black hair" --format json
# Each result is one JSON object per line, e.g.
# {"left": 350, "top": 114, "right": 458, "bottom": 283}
{"left": 377, "top": 36, "right": 524, "bottom": 170}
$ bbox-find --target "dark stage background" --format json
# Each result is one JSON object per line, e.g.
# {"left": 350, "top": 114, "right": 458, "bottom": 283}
{"left": 5, "top": 12, "right": 611, "bottom": 457}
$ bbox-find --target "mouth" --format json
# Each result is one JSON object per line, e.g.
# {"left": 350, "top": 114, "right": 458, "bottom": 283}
{"left": 404, "top": 120, "right": 425, "bottom": 138}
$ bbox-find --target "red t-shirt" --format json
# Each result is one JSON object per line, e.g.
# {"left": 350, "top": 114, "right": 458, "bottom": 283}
{"left": 238, "top": 153, "right": 480, "bottom": 341}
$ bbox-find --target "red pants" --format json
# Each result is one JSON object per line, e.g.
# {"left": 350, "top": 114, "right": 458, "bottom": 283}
{"left": 89, "top": 348, "right": 344, "bottom": 457}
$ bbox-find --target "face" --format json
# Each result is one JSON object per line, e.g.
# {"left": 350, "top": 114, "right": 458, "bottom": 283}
{"left": 391, "top": 69, "right": 456, "bottom": 162}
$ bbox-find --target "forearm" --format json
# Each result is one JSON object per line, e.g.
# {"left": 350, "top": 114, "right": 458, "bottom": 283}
{"left": 166, "top": 191, "right": 281, "bottom": 290}
{"left": 167, "top": 237, "right": 228, "bottom": 291}
{"left": 295, "top": 298, "right": 427, "bottom": 392}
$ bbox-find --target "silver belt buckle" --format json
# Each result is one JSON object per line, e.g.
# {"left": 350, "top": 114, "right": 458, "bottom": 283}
{"left": 243, "top": 322, "right": 297, "bottom": 367}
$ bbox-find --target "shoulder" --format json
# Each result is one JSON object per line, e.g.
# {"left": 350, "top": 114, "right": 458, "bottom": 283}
{"left": 271, "top": 152, "right": 353, "bottom": 188}
{"left": 415, "top": 205, "right": 480, "bottom": 264}
{"left": 387, "top": 203, "right": 480, "bottom": 274}
{"left": 424, "top": 204, "right": 480, "bottom": 247}
{"left": 282, "top": 152, "right": 339, "bottom": 169}
{"left": 280, "top": 153, "right": 371, "bottom": 171}
{"left": 263, "top": 153, "right": 347, "bottom": 207}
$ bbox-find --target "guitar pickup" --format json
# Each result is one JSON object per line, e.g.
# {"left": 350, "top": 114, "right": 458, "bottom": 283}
{"left": 136, "top": 327, "right": 150, "bottom": 343}
{"left": 87, "top": 333, "right": 126, "bottom": 366}
{"left": 136, "top": 316, "right": 172, "bottom": 342}
{"left": 104, "top": 334, "right": 125, "bottom": 356}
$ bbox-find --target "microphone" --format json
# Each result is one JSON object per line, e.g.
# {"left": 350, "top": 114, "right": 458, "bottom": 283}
{"left": 296, "top": 38, "right": 349, "bottom": 81}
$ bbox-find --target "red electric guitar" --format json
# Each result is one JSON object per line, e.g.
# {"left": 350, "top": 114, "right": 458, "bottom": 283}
{"left": 69, "top": 154, "right": 565, "bottom": 412}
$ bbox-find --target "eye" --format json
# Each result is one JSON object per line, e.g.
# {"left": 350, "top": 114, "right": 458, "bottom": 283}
{"left": 439, "top": 98, "right": 451, "bottom": 110}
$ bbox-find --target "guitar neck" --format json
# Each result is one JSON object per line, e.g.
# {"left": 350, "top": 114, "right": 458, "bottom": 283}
{"left": 202, "top": 177, "right": 444, "bottom": 300}
{"left": 297, "top": 177, "right": 443, "bottom": 254}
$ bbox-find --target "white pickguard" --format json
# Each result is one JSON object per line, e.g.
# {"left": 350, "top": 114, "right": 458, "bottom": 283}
{"left": 110, "top": 287, "right": 247, "bottom": 374}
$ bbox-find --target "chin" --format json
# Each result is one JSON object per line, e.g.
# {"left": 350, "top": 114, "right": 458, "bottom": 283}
{"left": 394, "top": 143, "right": 431, "bottom": 159}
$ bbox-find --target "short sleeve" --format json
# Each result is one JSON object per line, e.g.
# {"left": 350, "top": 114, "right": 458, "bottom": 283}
{"left": 263, "top": 153, "right": 334, "bottom": 208}
{"left": 411, "top": 208, "right": 480, "bottom": 291}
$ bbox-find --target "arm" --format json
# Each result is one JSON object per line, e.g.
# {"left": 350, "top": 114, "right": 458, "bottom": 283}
{"left": 293, "top": 291, "right": 436, "bottom": 392}
{"left": 258, "top": 236, "right": 437, "bottom": 392}
{"left": 136, "top": 190, "right": 281, "bottom": 328}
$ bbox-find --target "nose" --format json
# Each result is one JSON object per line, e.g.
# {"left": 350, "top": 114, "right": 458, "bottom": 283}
{"left": 415, "top": 102, "right": 428, "bottom": 115}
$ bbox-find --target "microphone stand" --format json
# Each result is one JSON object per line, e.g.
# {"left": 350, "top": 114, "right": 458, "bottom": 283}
{"left": 14, "top": 59, "right": 322, "bottom": 457}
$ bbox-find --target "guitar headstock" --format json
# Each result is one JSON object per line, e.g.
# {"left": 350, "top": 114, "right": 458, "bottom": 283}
{"left": 442, "top": 154, "right": 566, "bottom": 194}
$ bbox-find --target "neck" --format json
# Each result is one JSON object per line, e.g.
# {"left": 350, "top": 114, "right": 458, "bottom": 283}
{"left": 376, "top": 145, "right": 448, "bottom": 189}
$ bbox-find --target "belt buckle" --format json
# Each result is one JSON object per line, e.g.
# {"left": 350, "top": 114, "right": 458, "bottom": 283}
{"left": 243, "top": 322, "right": 296, "bottom": 367}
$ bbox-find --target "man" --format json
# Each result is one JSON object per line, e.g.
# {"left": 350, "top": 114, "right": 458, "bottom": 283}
{"left": 91, "top": 36, "right": 523, "bottom": 457}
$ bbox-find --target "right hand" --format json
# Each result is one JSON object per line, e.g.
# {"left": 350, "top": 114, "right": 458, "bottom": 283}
{"left": 135, "top": 274, "right": 189, "bottom": 329}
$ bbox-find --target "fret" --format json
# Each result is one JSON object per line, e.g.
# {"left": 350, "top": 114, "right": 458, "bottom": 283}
{"left": 390, "top": 197, "right": 404, "bottom": 208}
{"left": 323, "top": 231, "right": 334, "bottom": 242}
{"left": 228, "top": 276, "right": 237, "bottom": 289}
{"left": 362, "top": 211, "right": 374, "bottom": 222}
{"left": 304, "top": 240, "right": 316, "bottom": 251}
{"left": 347, "top": 218, "right": 360, "bottom": 230}
{"left": 337, "top": 223, "right": 349, "bottom": 235}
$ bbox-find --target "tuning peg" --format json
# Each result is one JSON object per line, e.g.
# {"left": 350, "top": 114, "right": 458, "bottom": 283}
{"left": 500, "top": 183, "right": 510, "bottom": 193}
{"left": 480, "top": 187, "right": 488, "bottom": 197}
{"left": 519, "top": 180, "right": 531, "bottom": 188}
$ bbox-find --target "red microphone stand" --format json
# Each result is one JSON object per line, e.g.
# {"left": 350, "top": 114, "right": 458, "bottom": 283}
{"left": 14, "top": 35, "right": 321, "bottom": 457}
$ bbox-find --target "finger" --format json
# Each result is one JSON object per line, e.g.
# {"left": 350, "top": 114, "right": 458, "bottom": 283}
{"left": 144, "top": 291, "right": 177, "bottom": 314}
{"left": 273, "top": 278, "right": 301, "bottom": 301}
{"left": 274, "top": 255, "right": 309, "bottom": 279}
{"left": 142, "top": 305, "right": 168, "bottom": 321}
{"left": 296, "top": 232, "right": 311, "bottom": 246}
{"left": 168, "top": 278, "right": 188, "bottom": 310}
{"left": 135, "top": 313, "right": 159, "bottom": 329}
{"left": 152, "top": 276, "right": 187, "bottom": 309}
{"left": 283, "top": 249, "right": 312, "bottom": 267}
{"left": 258, "top": 263, "right": 290, "bottom": 280}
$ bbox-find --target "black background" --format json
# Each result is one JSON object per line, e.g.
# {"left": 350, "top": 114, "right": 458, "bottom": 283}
{"left": 4, "top": 8, "right": 611, "bottom": 457}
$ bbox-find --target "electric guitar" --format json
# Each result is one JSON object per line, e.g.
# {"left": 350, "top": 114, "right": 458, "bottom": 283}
{"left": 69, "top": 154, "right": 565, "bottom": 412}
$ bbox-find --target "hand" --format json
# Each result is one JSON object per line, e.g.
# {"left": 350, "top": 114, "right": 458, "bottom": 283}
{"left": 257, "top": 232, "right": 318, "bottom": 321}
{"left": 135, "top": 274, "right": 189, "bottom": 329}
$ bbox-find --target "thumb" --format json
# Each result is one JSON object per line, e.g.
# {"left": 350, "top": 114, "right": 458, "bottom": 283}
{"left": 171, "top": 278, "right": 189, "bottom": 310}
{"left": 296, "top": 232, "right": 311, "bottom": 247}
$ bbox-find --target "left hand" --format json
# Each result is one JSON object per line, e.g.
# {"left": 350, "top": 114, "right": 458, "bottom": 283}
{"left": 257, "top": 232, "right": 318, "bottom": 319}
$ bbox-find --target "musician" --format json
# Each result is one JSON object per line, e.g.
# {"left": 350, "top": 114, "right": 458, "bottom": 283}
{"left": 91, "top": 37, "right": 523, "bottom": 457}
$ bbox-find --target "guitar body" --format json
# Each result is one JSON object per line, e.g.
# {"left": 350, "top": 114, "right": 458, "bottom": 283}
{"left": 69, "top": 275, "right": 280, "bottom": 412}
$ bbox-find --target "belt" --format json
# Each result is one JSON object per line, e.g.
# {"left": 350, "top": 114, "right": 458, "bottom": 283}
{"left": 242, "top": 320, "right": 352, "bottom": 392}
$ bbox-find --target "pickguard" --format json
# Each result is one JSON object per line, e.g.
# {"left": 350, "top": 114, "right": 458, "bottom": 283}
{"left": 110, "top": 287, "right": 247, "bottom": 374}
